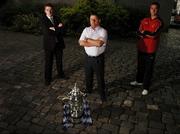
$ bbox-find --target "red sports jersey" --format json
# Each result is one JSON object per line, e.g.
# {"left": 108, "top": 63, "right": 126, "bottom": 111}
{"left": 137, "top": 17, "right": 162, "bottom": 53}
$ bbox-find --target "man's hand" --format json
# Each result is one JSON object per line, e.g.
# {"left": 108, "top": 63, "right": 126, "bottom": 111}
{"left": 87, "top": 38, "right": 104, "bottom": 47}
{"left": 95, "top": 39, "right": 104, "bottom": 47}
{"left": 49, "top": 27, "right": 55, "bottom": 31}
{"left": 79, "top": 38, "right": 105, "bottom": 47}
{"left": 79, "top": 40, "right": 93, "bottom": 47}
{"left": 140, "top": 30, "right": 144, "bottom": 34}
{"left": 58, "top": 23, "right": 63, "bottom": 27}
{"left": 137, "top": 30, "right": 144, "bottom": 38}
{"left": 139, "top": 35, "right": 144, "bottom": 38}
{"left": 97, "top": 38, "right": 104, "bottom": 47}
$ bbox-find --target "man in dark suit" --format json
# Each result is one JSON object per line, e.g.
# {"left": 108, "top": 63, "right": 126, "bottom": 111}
{"left": 42, "top": 3, "right": 66, "bottom": 86}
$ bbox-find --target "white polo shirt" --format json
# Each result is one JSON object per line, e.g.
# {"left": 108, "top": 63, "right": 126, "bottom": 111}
{"left": 79, "top": 26, "right": 108, "bottom": 57}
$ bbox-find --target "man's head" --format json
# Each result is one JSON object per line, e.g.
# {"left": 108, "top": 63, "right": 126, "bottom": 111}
{"left": 44, "top": 3, "right": 54, "bottom": 17}
{"left": 150, "top": 2, "right": 160, "bottom": 17}
{"left": 90, "top": 13, "right": 101, "bottom": 29}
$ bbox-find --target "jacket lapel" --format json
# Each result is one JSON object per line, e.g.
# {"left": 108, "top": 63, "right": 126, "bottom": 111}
{"left": 45, "top": 16, "right": 54, "bottom": 26}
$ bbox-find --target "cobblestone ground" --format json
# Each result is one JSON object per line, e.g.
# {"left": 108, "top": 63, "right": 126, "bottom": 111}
{"left": 0, "top": 29, "right": 180, "bottom": 134}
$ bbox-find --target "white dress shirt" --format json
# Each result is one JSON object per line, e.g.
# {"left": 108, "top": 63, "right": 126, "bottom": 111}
{"left": 79, "top": 26, "right": 108, "bottom": 57}
{"left": 47, "top": 15, "right": 59, "bottom": 42}
{"left": 47, "top": 16, "right": 54, "bottom": 25}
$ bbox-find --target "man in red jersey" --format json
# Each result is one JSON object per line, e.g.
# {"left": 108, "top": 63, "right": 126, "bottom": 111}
{"left": 130, "top": 2, "right": 163, "bottom": 95}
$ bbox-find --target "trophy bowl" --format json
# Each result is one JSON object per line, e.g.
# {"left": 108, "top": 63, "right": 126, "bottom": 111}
{"left": 62, "top": 83, "right": 86, "bottom": 124}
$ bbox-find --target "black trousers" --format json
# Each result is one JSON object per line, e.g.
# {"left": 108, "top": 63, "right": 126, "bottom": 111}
{"left": 136, "top": 51, "right": 156, "bottom": 90}
{"left": 85, "top": 53, "right": 106, "bottom": 98}
{"left": 44, "top": 46, "right": 64, "bottom": 83}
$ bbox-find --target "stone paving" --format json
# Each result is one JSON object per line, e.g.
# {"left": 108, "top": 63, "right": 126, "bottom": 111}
{"left": 0, "top": 29, "right": 180, "bottom": 134}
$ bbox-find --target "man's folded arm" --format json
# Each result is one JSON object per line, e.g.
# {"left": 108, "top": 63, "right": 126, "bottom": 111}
{"left": 42, "top": 20, "right": 55, "bottom": 35}
{"left": 137, "top": 21, "right": 145, "bottom": 38}
{"left": 87, "top": 30, "right": 107, "bottom": 47}
{"left": 143, "top": 21, "right": 163, "bottom": 38}
{"left": 54, "top": 18, "right": 64, "bottom": 35}
{"left": 79, "top": 39, "right": 104, "bottom": 47}
{"left": 86, "top": 39, "right": 104, "bottom": 47}
{"left": 143, "top": 29, "right": 161, "bottom": 38}
{"left": 137, "top": 30, "right": 145, "bottom": 37}
{"left": 79, "top": 40, "right": 94, "bottom": 47}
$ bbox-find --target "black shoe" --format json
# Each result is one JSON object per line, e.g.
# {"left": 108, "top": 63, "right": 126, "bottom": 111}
{"left": 57, "top": 74, "right": 69, "bottom": 80}
{"left": 83, "top": 88, "right": 92, "bottom": 94}
{"left": 45, "top": 81, "right": 51, "bottom": 86}
{"left": 84, "top": 90, "right": 92, "bottom": 94}
{"left": 101, "top": 95, "right": 107, "bottom": 102}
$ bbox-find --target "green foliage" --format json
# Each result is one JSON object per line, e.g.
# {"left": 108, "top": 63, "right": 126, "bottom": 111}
{"left": 0, "top": 1, "right": 64, "bottom": 34}
{"left": 96, "top": 0, "right": 130, "bottom": 35}
{"left": 127, "top": 8, "right": 147, "bottom": 31}
{"left": 59, "top": 0, "right": 95, "bottom": 35}
{"left": 0, "top": 0, "right": 146, "bottom": 37}
{"left": 60, "top": 0, "right": 130, "bottom": 36}
{"left": 10, "top": 14, "right": 41, "bottom": 34}
{"left": 0, "top": 1, "right": 42, "bottom": 26}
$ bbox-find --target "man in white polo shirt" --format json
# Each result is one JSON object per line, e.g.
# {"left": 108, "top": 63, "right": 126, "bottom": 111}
{"left": 79, "top": 13, "right": 108, "bottom": 102}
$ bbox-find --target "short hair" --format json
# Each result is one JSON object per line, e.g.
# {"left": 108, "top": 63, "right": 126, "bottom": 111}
{"left": 90, "top": 12, "right": 101, "bottom": 19}
{"left": 150, "top": 1, "right": 160, "bottom": 10}
{"left": 44, "top": 3, "right": 54, "bottom": 9}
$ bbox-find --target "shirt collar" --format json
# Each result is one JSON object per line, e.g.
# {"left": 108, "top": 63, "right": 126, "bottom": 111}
{"left": 150, "top": 16, "right": 158, "bottom": 20}
{"left": 90, "top": 26, "right": 101, "bottom": 31}
{"left": 47, "top": 15, "right": 53, "bottom": 20}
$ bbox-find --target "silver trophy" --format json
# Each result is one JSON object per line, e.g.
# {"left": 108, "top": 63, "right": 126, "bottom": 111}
{"left": 62, "top": 83, "right": 86, "bottom": 123}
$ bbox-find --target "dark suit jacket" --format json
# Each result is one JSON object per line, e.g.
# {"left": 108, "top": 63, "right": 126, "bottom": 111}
{"left": 41, "top": 15, "right": 65, "bottom": 51}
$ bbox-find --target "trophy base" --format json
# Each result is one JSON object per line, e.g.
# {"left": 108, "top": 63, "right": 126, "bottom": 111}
{"left": 71, "top": 117, "right": 82, "bottom": 124}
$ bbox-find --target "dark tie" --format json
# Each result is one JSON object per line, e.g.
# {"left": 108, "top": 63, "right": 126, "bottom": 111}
{"left": 49, "top": 17, "right": 54, "bottom": 25}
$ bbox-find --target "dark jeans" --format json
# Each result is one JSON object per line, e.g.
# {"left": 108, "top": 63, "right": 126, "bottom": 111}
{"left": 136, "top": 51, "right": 156, "bottom": 90}
{"left": 85, "top": 53, "right": 106, "bottom": 98}
{"left": 44, "top": 46, "right": 64, "bottom": 83}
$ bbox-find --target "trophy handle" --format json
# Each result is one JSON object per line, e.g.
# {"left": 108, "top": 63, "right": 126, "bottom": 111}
{"left": 62, "top": 97, "right": 69, "bottom": 103}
